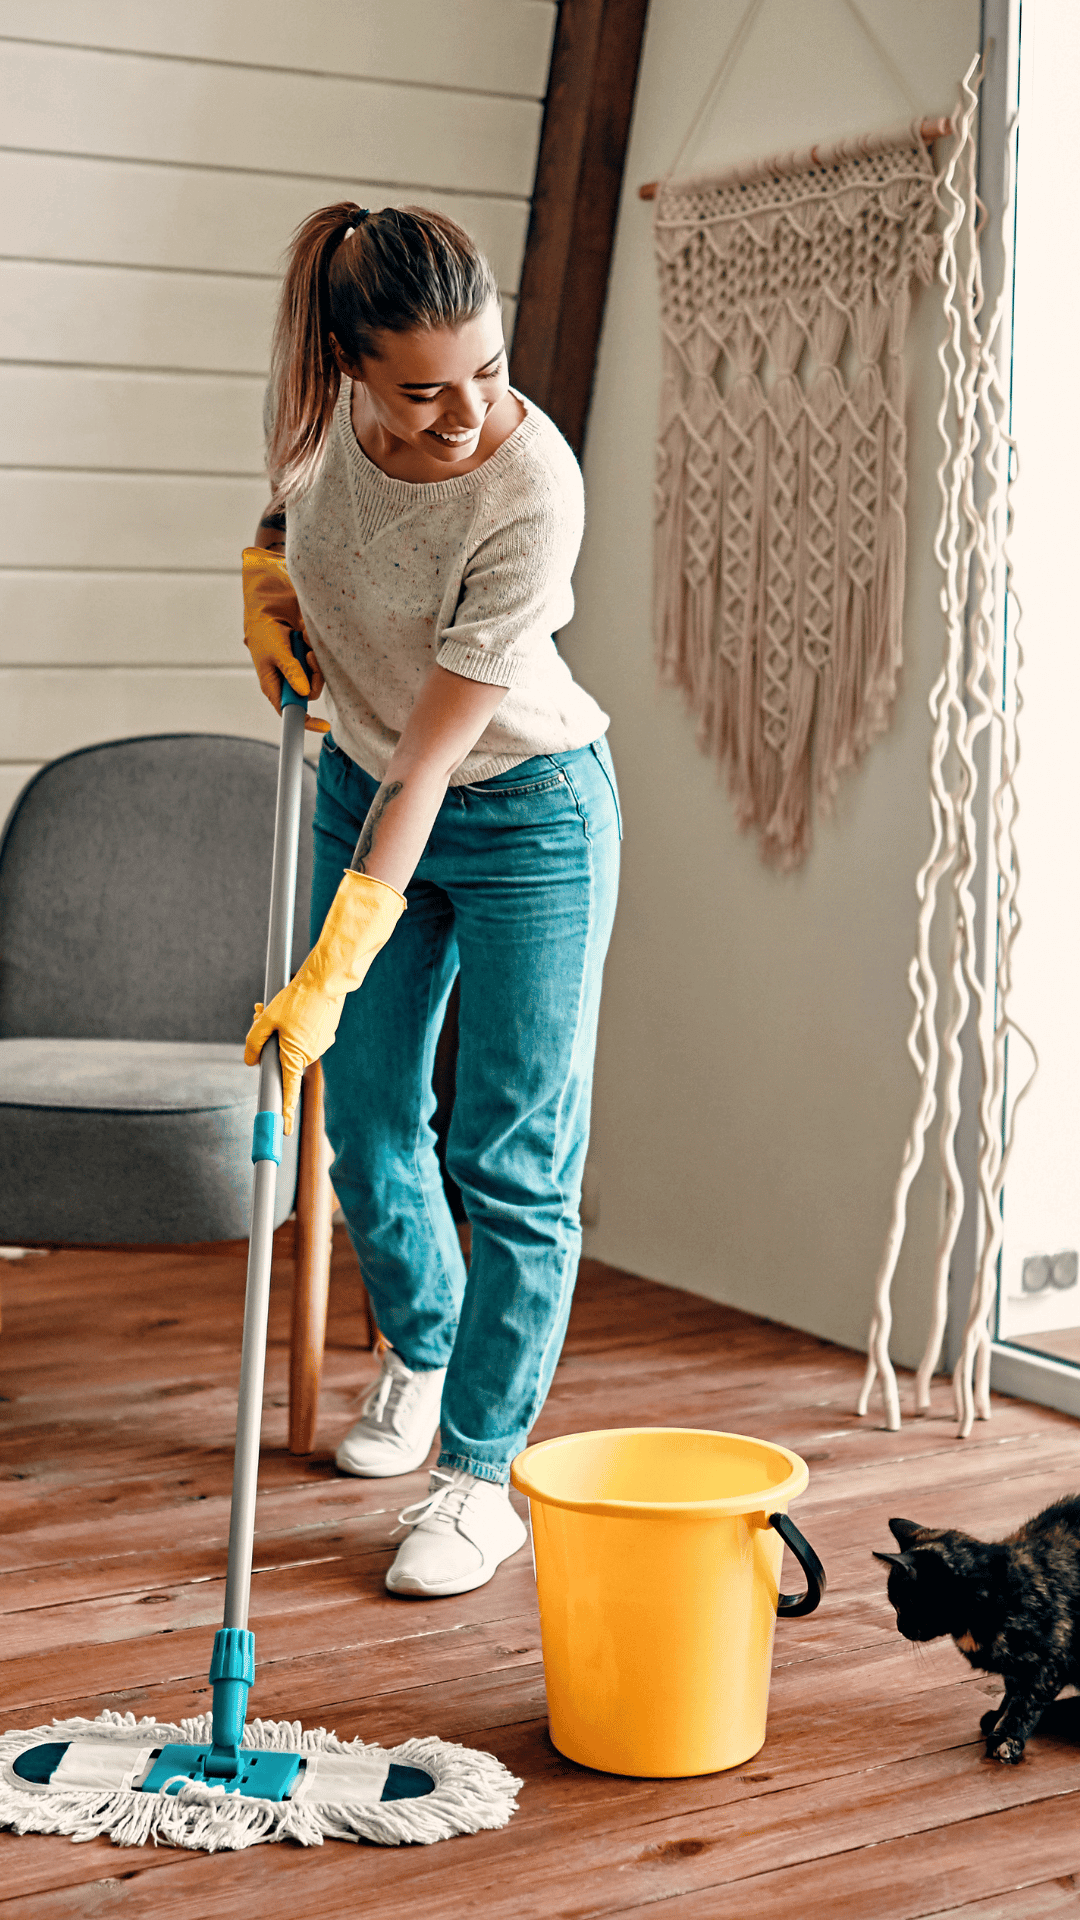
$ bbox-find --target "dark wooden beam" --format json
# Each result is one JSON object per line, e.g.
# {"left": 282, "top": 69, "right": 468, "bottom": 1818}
{"left": 509, "top": 0, "right": 651, "bottom": 459}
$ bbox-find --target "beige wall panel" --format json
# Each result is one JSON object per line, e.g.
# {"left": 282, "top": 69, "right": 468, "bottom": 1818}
{"left": 0, "top": 261, "right": 276, "bottom": 373}
{"left": 0, "top": 571, "right": 244, "bottom": 666}
{"left": 0, "top": 1, "right": 551, "bottom": 824}
{"left": 1, "top": 349, "right": 522, "bottom": 477}
{"left": 2, "top": 42, "right": 543, "bottom": 196}
{"left": 1, "top": 272, "right": 511, "bottom": 383}
{"left": 0, "top": 665, "right": 282, "bottom": 763}
{"left": 0, "top": 473, "right": 267, "bottom": 568}
{"left": 1, "top": 368, "right": 265, "bottom": 474}
{"left": 0, "top": 153, "right": 531, "bottom": 291}
{"left": 0, "top": 763, "right": 42, "bottom": 834}
{"left": 0, "top": 1, "right": 557, "bottom": 97}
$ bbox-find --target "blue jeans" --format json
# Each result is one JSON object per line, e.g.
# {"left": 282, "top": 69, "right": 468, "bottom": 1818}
{"left": 311, "top": 734, "right": 621, "bottom": 1483}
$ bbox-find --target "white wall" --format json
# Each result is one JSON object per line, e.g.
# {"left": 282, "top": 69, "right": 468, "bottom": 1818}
{"left": 563, "top": 0, "right": 981, "bottom": 1364}
{"left": 0, "top": 0, "right": 555, "bottom": 828}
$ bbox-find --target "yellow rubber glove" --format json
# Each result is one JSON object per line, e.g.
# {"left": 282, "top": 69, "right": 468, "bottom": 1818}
{"left": 241, "top": 545, "right": 330, "bottom": 734}
{"left": 244, "top": 872, "right": 406, "bottom": 1133}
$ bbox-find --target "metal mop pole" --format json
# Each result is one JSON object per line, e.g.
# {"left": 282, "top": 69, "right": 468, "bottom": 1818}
{"left": 207, "top": 635, "right": 309, "bottom": 1778}
{"left": 8, "top": 628, "right": 438, "bottom": 1811}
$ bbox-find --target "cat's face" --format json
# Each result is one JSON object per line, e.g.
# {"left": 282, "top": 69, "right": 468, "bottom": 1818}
{"left": 874, "top": 1517, "right": 969, "bottom": 1642}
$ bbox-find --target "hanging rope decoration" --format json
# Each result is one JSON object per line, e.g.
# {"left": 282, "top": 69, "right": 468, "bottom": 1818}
{"left": 859, "top": 59, "right": 1037, "bottom": 1438}
{"left": 652, "top": 132, "right": 939, "bottom": 865}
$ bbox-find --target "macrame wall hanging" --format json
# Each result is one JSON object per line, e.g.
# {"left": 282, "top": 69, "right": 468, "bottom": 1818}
{"left": 646, "top": 0, "right": 958, "bottom": 870}
{"left": 651, "top": 107, "right": 941, "bottom": 867}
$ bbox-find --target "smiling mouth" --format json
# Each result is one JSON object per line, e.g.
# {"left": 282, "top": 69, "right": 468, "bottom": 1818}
{"left": 427, "top": 427, "right": 481, "bottom": 445}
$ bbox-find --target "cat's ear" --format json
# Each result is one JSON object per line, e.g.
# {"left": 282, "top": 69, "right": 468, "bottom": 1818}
{"left": 888, "top": 1517, "right": 926, "bottom": 1547}
{"left": 873, "top": 1550, "right": 914, "bottom": 1572}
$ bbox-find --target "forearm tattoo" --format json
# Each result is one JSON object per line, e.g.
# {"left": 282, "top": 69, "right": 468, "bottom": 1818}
{"left": 351, "top": 781, "right": 404, "bottom": 873}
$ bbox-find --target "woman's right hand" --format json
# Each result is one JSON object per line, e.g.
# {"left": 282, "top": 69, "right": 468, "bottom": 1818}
{"left": 241, "top": 546, "right": 329, "bottom": 733}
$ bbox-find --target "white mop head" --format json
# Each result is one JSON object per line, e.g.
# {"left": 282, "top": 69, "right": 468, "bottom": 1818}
{"left": 0, "top": 1709, "right": 523, "bottom": 1851}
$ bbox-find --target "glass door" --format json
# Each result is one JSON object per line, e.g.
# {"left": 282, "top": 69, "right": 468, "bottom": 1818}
{"left": 993, "top": 0, "right": 1080, "bottom": 1375}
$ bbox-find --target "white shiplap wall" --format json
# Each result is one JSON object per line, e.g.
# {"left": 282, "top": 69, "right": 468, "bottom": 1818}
{"left": 0, "top": 0, "right": 556, "bottom": 824}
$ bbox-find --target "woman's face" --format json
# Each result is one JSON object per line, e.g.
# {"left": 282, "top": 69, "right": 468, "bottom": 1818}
{"left": 336, "top": 301, "right": 511, "bottom": 475}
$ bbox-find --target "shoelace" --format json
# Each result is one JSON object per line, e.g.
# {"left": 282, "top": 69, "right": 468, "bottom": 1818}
{"left": 358, "top": 1345, "right": 415, "bottom": 1429}
{"left": 394, "top": 1469, "right": 474, "bottom": 1538}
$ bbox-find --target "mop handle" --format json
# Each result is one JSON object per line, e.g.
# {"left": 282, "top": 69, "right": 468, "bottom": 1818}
{"left": 222, "top": 632, "right": 310, "bottom": 1633}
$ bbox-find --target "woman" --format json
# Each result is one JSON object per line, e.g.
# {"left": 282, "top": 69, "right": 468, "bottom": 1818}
{"left": 243, "top": 205, "right": 619, "bottom": 1599}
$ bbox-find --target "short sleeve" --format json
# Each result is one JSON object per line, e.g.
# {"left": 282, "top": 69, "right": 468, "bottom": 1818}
{"left": 436, "top": 476, "right": 583, "bottom": 689}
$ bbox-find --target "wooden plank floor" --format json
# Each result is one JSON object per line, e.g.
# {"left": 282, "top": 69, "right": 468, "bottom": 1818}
{"left": 4, "top": 1232, "right": 1080, "bottom": 1918}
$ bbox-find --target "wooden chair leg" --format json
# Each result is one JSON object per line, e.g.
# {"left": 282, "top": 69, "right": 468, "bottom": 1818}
{"left": 327, "top": 1186, "right": 377, "bottom": 1352}
{"left": 290, "top": 1061, "right": 334, "bottom": 1454}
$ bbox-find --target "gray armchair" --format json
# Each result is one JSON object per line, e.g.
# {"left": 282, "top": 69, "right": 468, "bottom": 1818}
{"left": 0, "top": 732, "right": 357, "bottom": 1451}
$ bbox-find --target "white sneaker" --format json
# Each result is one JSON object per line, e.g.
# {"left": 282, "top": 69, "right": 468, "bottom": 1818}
{"left": 334, "top": 1341, "right": 445, "bottom": 1478}
{"left": 385, "top": 1468, "right": 529, "bottom": 1597}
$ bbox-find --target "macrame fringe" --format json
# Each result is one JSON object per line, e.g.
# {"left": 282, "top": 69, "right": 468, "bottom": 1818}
{"left": 0, "top": 1710, "right": 523, "bottom": 1851}
{"left": 653, "top": 127, "right": 939, "bottom": 865}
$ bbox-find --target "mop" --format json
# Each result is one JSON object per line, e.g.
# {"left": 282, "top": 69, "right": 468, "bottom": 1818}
{"left": 0, "top": 638, "right": 523, "bottom": 1851}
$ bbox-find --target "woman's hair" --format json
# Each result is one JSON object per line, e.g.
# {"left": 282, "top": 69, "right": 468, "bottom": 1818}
{"left": 267, "top": 203, "right": 500, "bottom": 502}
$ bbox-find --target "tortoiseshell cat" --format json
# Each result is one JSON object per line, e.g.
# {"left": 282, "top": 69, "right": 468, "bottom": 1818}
{"left": 875, "top": 1502, "right": 1080, "bottom": 1764}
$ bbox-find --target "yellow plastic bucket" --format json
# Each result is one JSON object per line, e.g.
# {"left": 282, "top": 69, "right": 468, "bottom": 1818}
{"left": 510, "top": 1427, "right": 825, "bottom": 1777}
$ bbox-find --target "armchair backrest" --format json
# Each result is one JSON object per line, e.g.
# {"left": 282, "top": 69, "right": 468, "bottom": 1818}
{"left": 0, "top": 734, "right": 317, "bottom": 1043}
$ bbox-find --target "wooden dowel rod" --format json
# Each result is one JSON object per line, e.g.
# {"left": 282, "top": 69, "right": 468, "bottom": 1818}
{"left": 638, "top": 116, "right": 953, "bottom": 199}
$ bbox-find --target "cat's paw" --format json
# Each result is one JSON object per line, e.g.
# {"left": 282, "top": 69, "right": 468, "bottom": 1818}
{"left": 988, "top": 1736, "right": 1025, "bottom": 1765}
{"left": 979, "top": 1707, "right": 1003, "bottom": 1735}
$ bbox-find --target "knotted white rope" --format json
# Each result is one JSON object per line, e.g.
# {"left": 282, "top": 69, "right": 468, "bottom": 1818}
{"left": 859, "top": 57, "right": 1037, "bottom": 1436}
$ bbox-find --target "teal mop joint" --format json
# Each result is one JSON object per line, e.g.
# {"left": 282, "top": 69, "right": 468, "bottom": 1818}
{"left": 1, "top": 629, "right": 522, "bottom": 1851}
{"left": 206, "top": 1627, "right": 258, "bottom": 1778}
{"left": 250, "top": 1110, "right": 283, "bottom": 1164}
{"left": 140, "top": 1628, "right": 301, "bottom": 1801}
{"left": 139, "top": 1632, "right": 303, "bottom": 1804}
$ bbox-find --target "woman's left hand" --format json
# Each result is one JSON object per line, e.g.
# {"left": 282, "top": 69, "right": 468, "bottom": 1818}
{"left": 244, "top": 870, "right": 406, "bottom": 1131}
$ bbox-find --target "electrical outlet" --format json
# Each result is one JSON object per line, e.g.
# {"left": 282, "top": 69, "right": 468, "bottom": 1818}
{"left": 1010, "top": 1250, "right": 1080, "bottom": 1300}
{"left": 1021, "top": 1251, "right": 1078, "bottom": 1293}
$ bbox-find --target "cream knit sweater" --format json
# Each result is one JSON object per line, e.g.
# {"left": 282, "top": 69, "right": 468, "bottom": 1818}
{"left": 284, "top": 384, "right": 608, "bottom": 785}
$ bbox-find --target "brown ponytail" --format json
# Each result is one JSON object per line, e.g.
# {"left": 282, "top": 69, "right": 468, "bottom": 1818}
{"left": 268, "top": 203, "right": 499, "bottom": 503}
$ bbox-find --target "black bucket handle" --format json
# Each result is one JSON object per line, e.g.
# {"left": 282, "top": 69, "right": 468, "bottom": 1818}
{"left": 769, "top": 1511, "right": 826, "bottom": 1618}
